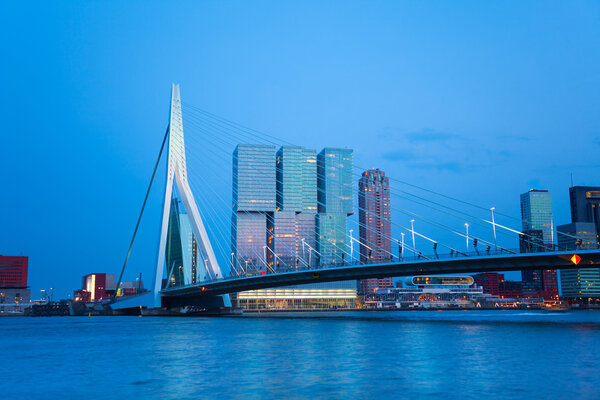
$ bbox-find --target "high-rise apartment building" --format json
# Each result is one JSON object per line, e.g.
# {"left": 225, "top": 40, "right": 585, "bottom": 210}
{"left": 317, "top": 148, "right": 353, "bottom": 265}
{"left": 357, "top": 169, "right": 393, "bottom": 294}
{"left": 558, "top": 186, "right": 600, "bottom": 300}
{"left": 519, "top": 189, "right": 558, "bottom": 299}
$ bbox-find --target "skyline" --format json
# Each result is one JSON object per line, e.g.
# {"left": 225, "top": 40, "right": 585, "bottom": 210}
{"left": 2, "top": 2, "right": 600, "bottom": 297}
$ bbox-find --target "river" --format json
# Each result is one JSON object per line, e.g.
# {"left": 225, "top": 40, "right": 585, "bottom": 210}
{"left": 1, "top": 310, "right": 599, "bottom": 399}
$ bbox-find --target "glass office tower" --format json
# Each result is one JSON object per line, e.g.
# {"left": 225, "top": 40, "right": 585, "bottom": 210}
{"left": 520, "top": 189, "right": 554, "bottom": 247}
{"left": 317, "top": 148, "right": 354, "bottom": 266}
{"left": 317, "top": 148, "right": 354, "bottom": 215}
{"left": 271, "top": 146, "right": 318, "bottom": 270}
{"left": 232, "top": 145, "right": 276, "bottom": 275}
{"left": 519, "top": 189, "right": 558, "bottom": 298}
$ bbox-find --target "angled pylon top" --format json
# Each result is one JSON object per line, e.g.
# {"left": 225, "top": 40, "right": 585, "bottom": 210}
{"left": 168, "top": 84, "right": 187, "bottom": 183}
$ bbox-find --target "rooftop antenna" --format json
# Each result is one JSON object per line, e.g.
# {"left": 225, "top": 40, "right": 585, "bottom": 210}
{"left": 570, "top": 173, "right": 574, "bottom": 188}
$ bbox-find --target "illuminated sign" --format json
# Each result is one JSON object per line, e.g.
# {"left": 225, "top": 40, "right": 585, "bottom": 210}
{"left": 570, "top": 254, "right": 581, "bottom": 265}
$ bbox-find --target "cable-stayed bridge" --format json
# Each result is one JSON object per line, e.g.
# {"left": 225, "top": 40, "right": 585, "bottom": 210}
{"left": 112, "top": 84, "right": 600, "bottom": 312}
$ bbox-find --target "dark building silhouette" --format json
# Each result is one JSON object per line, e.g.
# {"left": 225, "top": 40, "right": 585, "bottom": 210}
{"left": 558, "top": 186, "right": 600, "bottom": 300}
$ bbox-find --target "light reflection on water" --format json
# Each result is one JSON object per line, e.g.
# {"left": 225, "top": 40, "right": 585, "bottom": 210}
{"left": 1, "top": 310, "right": 599, "bottom": 400}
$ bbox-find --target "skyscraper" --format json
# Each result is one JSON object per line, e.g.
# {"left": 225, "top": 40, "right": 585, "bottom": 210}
{"left": 520, "top": 189, "right": 554, "bottom": 247}
{"left": 558, "top": 186, "right": 600, "bottom": 300}
{"left": 232, "top": 144, "right": 276, "bottom": 275}
{"left": 317, "top": 148, "right": 353, "bottom": 265}
{"left": 519, "top": 189, "right": 558, "bottom": 299}
{"left": 357, "top": 169, "right": 393, "bottom": 294}
{"left": 568, "top": 186, "right": 600, "bottom": 246}
{"left": 271, "top": 146, "right": 318, "bottom": 270}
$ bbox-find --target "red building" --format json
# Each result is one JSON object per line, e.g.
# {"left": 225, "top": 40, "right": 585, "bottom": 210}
{"left": 0, "top": 256, "right": 28, "bottom": 288}
{"left": 537, "top": 269, "right": 559, "bottom": 300}
{"left": 472, "top": 272, "right": 503, "bottom": 296}
{"left": 358, "top": 169, "right": 393, "bottom": 295}
{"left": 73, "top": 273, "right": 115, "bottom": 302}
{"left": 472, "top": 271, "right": 558, "bottom": 301}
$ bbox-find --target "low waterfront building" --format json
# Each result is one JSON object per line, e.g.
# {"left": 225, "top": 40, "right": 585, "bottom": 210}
{"left": 234, "top": 281, "right": 357, "bottom": 311}
{"left": 74, "top": 273, "right": 115, "bottom": 302}
{"left": 73, "top": 273, "right": 146, "bottom": 302}
{"left": 365, "top": 276, "right": 487, "bottom": 309}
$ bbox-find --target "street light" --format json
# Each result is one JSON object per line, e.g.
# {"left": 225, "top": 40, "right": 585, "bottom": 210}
{"left": 400, "top": 232, "right": 405, "bottom": 259}
{"left": 410, "top": 219, "right": 416, "bottom": 249}
{"left": 465, "top": 223, "right": 469, "bottom": 254}
{"left": 349, "top": 229, "right": 354, "bottom": 259}
{"left": 491, "top": 207, "right": 497, "bottom": 248}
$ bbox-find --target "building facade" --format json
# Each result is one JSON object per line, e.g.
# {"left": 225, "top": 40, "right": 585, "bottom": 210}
{"left": 364, "top": 276, "right": 484, "bottom": 309}
{"left": 270, "top": 146, "right": 319, "bottom": 271}
{"left": 519, "top": 189, "right": 558, "bottom": 299}
{"left": 357, "top": 169, "right": 393, "bottom": 295}
{"left": 472, "top": 272, "right": 503, "bottom": 296}
{"left": 569, "top": 186, "right": 600, "bottom": 244}
{"left": 236, "top": 281, "right": 356, "bottom": 310}
{"left": 0, "top": 255, "right": 30, "bottom": 313}
{"left": 520, "top": 189, "right": 554, "bottom": 247}
{"left": 232, "top": 145, "right": 277, "bottom": 275}
{"left": 73, "top": 273, "right": 116, "bottom": 302}
{"left": 316, "top": 148, "right": 354, "bottom": 266}
{"left": 558, "top": 186, "right": 600, "bottom": 301}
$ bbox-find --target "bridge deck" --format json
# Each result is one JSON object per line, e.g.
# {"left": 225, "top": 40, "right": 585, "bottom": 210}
{"left": 161, "top": 249, "right": 600, "bottom": 298}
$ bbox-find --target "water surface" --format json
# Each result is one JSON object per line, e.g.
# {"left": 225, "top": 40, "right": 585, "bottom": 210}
{"left": 1, "top": 310, "right": 599, "bottom": 399}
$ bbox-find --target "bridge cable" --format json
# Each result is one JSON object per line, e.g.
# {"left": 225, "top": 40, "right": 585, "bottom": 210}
{"left": 114, "top": 125, "right": 169, "bottom": 299}
{"left": 181, "top": 105, "right": 592, "bottom": 249}
{"left": 180, "top": 109, "right": 514, "bottom": 254}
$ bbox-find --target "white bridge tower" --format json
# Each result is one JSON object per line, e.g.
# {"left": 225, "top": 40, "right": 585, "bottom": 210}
{"left": 151, "top": 84, "right": 228, "bottom": 308}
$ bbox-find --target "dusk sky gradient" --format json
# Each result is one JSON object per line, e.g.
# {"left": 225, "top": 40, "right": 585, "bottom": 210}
{"left": 1, "top": 1, "right": 599, "bottom": 297}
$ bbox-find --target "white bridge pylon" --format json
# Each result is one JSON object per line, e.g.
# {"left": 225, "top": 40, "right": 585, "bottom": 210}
{"left": 152, "top": 84, "right": 227, "bottom": 307}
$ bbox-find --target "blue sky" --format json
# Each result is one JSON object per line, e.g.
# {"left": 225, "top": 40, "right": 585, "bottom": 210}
{"left": 1, "top": 1, "right": 599, "bottom": 297}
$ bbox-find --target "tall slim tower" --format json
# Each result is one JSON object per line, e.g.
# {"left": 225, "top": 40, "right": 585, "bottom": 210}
{"left": 272, "top": 146, "right": 318, "bottom": 270}
{"left": 358, "top": 169, "right": 393, "bottom": 294}
{"left": 232, "top": 144, "right": 276, "bottom": 275}
{"left": 519, "top": 189, "right": 558, "bottom": 299}
{"left": 316, "top": 148, "right": 354, "bottom": 265}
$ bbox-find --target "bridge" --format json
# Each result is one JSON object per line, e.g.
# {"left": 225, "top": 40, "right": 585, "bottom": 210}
{"left": 112, "top": 84, "right": 600, "bottom": 312}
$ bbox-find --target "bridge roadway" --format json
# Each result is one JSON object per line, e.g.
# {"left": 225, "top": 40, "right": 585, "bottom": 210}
{"left": 161, "top": 249, "right": 600, "bottom": 300}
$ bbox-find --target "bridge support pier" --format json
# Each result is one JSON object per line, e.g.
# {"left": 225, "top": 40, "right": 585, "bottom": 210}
{"left": 159, "top": 294, "right": 240, "bottom": 315}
